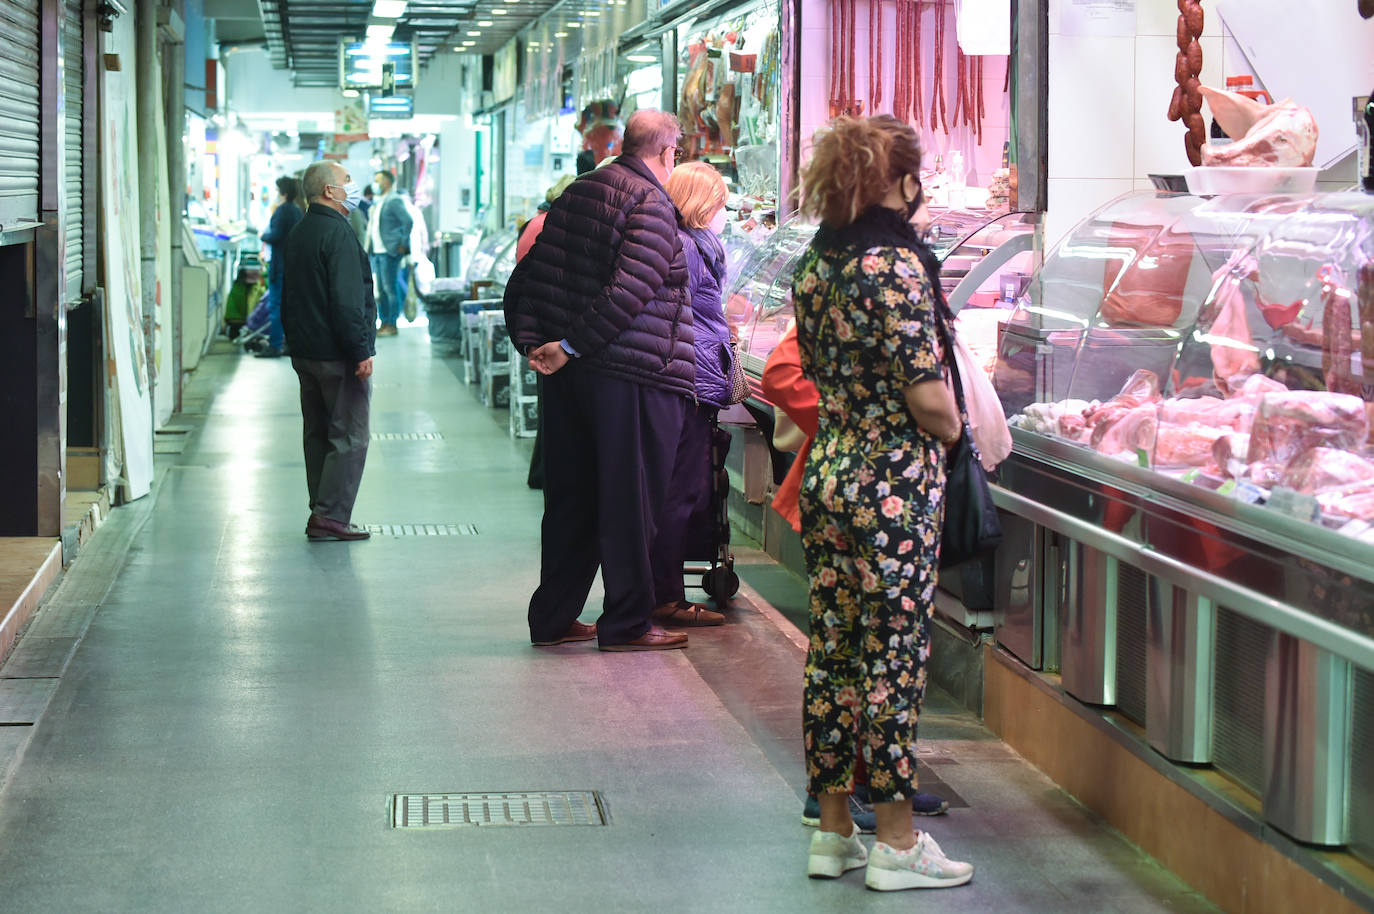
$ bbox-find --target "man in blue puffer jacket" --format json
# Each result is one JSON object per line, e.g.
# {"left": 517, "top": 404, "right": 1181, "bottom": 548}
{"left": 505, "top": 109, "right": 697, "bottom": 652}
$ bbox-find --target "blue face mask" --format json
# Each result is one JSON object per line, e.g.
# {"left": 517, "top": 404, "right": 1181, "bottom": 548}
{"left": 332, "top": 181, "right": 363, "bottom": 212}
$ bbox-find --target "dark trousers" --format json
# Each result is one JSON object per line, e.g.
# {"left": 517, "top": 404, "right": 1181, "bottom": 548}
{"left": 529, "top": 364, "right": 687, "bottom": 645}
{"left": 650, "top": 403, "right": 716, "bottom": 606}
{"left": 292, "top": 358, "right": 371, "bottom": 524}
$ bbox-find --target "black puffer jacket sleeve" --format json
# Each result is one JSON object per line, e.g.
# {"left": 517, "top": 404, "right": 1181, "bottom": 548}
{"left": 562, "top": 188, "right": 677, "bottom": 358}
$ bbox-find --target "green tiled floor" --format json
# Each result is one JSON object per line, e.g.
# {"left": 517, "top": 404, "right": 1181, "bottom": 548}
{"left": 0, "top": 328, "right": 1216, "bottom": 912}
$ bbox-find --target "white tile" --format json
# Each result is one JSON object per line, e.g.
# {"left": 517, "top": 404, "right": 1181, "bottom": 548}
{"left": 1134, "top": 35, "right": 1193, "bottom": 179}
{"left": 1045, "top": 178, "right": 1139, "bottom": 250}
{"left": 1136, "top": 0, "right": 1179, "bottom": 39}
{"left": 1048, "top": 34, "right": 1136, "bottom": 180}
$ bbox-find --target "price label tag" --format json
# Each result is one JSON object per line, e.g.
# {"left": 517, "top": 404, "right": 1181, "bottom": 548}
{"left": 1234, "top": 482, "right": 1266, "bottom": 505}
{"left": 1136, "top": 448, "right": 1150, "bottom": 468}
{"left": 1180, "top": 468, "right": 1201, "bottom": 484}
{"left": 1266, "top": 486, "right": 1320, "bottom": 521}
{"left": 1217, "top": 479, "right": 1237, "bottom": 496}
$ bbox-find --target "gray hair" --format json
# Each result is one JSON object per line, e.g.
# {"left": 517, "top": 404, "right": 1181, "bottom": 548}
{"left": 302, "top": 161, "right": 341, "bottom": 202}
{"left": 622, "top": 109, "right": 680, "bottom": 158}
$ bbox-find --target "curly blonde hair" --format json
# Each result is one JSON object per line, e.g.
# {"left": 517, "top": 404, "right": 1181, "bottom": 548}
{"left": 799, "top": 115, "right": 924, "bottom": 228}
{"left": 665, "top": 162, "right": 728, "bottom": 229}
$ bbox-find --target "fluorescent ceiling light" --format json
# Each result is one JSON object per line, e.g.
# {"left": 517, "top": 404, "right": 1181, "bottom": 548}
{"left": 371, "top": 0, "right": 406, "bottom": 17}
{"left": 492, "top": 8, "right": 507, "bottom": 13}
{"left": 466, "top": 30, "right": 481, "bottom": 35}
{"left": 625, "top": 54, "right": 656, "bottom": 62}
{"left": 554, "top": 31, "right": 567, "bottom": 37}
{"left": 342, "top": 89, "right": 361, "bottom": 97}
{"left": 477, "top": 20, "right": 492, "bottom": 26}
{"left": 366, "top": 23, "right": 395, "bottom": 39}
{"left": 567, "top": 21, "right": 580, "bottom": 27}
{"left": 585, "top": 9, "right": 600, "bottom": 14}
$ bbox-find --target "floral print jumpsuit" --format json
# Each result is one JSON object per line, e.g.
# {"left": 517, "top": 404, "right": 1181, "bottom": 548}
{"left": 793, "top": 224, "right": 948, "bottom": 803}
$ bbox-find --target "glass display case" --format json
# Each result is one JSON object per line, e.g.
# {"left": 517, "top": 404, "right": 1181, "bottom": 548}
{"left": 465, "top": 227, "right": 519, "bottom": 292}
{"left": 997, "top": 190, "right": 1374, "bottom": 539}
{"left": 727, "top": 208, "right": 1039, "bottom": 380}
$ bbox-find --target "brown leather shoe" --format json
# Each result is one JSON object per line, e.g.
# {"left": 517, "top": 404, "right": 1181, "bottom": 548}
{"left": 532, "top": 621, "right": 598, "bottom": 646}
{"left": 599, "top": 625, "right": 688, "bottom": 652}
{"left": 652, "top": 600, "right": 725, "bottom": 627}
{"left": 306, "top": 514, "right": 371, "bottom": 541}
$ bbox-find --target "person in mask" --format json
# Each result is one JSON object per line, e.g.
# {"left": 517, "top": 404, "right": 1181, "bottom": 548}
{"left": 645, "top": 161, "right": 733, "bottom": 627}
{"left": 790, "top": 115, "right": 972, "bottom": 891}
{"left": 366, "top": 169, "right": 413, "bottom": 337}
{"left": 281, "top": 161, "right": 377, "bottom": 542}
{"left": 255, "top": 175, "right": 305, "bottom": 358}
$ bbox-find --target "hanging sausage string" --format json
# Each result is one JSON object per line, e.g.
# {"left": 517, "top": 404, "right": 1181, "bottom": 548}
{"left": 830, "top": 0, "right": 1007, "bottom": 143}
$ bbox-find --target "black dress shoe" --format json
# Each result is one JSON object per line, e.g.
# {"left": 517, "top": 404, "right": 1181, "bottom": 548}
{"left": 598, "top": 625, "right": 688, "bottom": 652}
{"left": 306, "top": 515, "right": 371, "bottom": 541}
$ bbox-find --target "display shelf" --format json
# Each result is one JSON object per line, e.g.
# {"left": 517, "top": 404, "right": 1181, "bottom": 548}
{"left": 996, "top": 190, "right": 1374, "bottom": 539}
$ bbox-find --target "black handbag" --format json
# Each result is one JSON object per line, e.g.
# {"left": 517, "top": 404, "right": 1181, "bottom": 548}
{"left": 936, "top": 321, "right": 1003, "bottom": 569}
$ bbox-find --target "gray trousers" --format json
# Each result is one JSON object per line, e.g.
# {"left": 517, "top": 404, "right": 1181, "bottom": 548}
{"left": 292, "top": 358, "right": 371, "bottom": 523}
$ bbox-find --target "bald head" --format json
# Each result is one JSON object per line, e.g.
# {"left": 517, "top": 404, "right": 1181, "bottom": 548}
{"left": 303, "top": 161, "right": 346, "bottom": 203}
{"left": 622, "top": 109, "right": 681, "bottom": 158}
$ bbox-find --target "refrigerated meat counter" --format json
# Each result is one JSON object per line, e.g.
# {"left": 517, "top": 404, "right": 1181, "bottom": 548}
{"left": 719, "top": 206, "right": 1039, "bottom": 620}
{"left": 987, "top": 189, "right": 1374, "bottom": 858}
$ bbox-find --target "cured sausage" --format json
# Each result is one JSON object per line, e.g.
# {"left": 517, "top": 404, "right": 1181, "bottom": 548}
{"left": 1172, "top": 1, "right": 1205, "bottom": 165}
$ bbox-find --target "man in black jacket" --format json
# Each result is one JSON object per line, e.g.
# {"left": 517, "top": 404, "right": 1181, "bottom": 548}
{"left": 282, "top": 160, "right": 377, "bottom": 542}
{"left": 505, "top": 109, "right": 696, "bottom": 651}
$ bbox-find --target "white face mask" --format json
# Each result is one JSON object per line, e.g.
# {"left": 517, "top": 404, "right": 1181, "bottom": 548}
{"left": 331, "top": 181, "right": 363, "bottom": 213}
{"left": 708, "top": 207, "right": 728, "bottom": 235}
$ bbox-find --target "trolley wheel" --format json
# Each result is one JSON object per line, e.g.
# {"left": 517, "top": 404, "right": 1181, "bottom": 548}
{"left": 702, "top": 567, "right": 740, "bottom": 601}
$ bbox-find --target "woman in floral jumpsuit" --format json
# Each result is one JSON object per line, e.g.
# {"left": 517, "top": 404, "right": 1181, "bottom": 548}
{"left": 793, "top": 115, "right": 973, "bottom": 891}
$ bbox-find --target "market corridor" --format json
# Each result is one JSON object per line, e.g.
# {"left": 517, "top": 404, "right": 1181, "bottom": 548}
{"left": 0, "top": 329, "right": 1214, "bottom": 912}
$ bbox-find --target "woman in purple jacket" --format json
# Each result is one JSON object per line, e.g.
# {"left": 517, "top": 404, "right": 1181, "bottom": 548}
{"left": 649, "top": 162, "right": 734, "bottom": 627}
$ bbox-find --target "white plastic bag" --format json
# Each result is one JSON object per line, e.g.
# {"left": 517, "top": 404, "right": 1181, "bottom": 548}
{"left": 954, "top": 333, "right": 1012, "bottom": 471}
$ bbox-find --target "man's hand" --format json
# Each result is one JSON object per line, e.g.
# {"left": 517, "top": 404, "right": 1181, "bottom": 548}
{"left": 355, "top": 357, "right": 374, "bottom": 380}
{"left": 529, "top": 341, "right": 570, "bottom": 376}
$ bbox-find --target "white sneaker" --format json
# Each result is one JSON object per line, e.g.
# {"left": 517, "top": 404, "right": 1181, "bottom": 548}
{"left": 807, "top": 823, "right": 868, "bottom": 879}
{"left": 864, "top": 831, "right": 974, "bottom": 890}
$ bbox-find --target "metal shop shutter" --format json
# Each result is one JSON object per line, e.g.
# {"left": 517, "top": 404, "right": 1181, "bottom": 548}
{"left": 0, "top": 0, "right": 40, "bottom": 227}
{"left": 63, "top": 0, "right": 83, "bottom": 299}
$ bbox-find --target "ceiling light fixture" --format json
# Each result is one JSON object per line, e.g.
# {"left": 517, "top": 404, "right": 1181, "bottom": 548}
{"left": 466, "top": 30, "right": 481, "bottom": 35}
{"left": 566, "top": 21, "right": 580, "bottom": 27}
{"left": 554, "top": 30, "right": 567, "bottom": 37}
{"left": 625, "top": 54, "right": 656, "bottom": 62}
{"left": 492, "top": 7, "right": 507, "bottom": 13}
{"left": 365, "top": 23, "right": 395, "bottom": 39}
{"left": 371, "top": 0, "right": 406, "bottom": 17}
{"left": 477, "top": 20, "right": 492, "bottom": 26}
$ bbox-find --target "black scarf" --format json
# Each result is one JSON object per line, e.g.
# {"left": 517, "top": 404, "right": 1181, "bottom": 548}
{"left": 816, "top": 205, "right": 954, "bottom": 326}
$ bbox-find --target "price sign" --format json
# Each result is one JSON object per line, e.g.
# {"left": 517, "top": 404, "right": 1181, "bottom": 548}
{"left": 1218, "top": 479, "right": 1237, "bottom": 496}
{"left": 1266, "top": 486, "right": 1320, "bottom": 522}
{"left": 1180, "top": 468, "right": 1201, "bottom": 484}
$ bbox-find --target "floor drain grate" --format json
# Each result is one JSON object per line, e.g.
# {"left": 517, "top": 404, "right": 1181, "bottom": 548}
{"left": 363, "top": 524, "right": 477, "bottom": 536}
{"left": 391, "top": 791, "right": 608, "bottom": 828}
{"left": 371, "top": 432, "right": 445, "bottom": 440}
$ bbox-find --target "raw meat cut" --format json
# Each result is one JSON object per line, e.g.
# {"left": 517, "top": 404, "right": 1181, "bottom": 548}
{"left": 1115, "top": 369, "right": 1162, "bottom": 402}
{"left": 1200, "top": 101, "right": 1319, "bottom": 167}
{"left": 1212, "top": 432, "right": 1251, "bottom": 476}
{"left": 1090, "top": 403, "right": 1158, "bottom": 455}
{"left": 1207, "top": 253, "right": 1260, "bottom": 393}
{"left": 1233, "top": 373, "right": 1287, "bottom": 399}
{"left": 1100, "top": 226, "right": 1191, "bottom": 327}
{"left": 1158, "top": 397, "right": 1226, "bottom": 425}
{"left": 1153, "top": 424, "right": 1229, "bottom": 467}
{"left": 1319, "top": 482, "right": 1374, "bottom": 520}
{"left": 1280, "top": 447, "right": 1374, "bottom": 495}
{"left": 1247, "top": 392, "right": 1369, "bottom": 466}
{"left": 1199, "top": 85, "right": 1265, "bottom": 141}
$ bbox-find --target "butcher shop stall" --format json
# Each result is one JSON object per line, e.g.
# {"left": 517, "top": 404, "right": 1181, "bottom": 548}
{"left": 991, "top": 188, "right": 1374, "bottom": 858}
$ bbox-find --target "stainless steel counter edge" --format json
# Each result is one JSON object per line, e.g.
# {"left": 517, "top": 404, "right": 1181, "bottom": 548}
{"left": 991, "top": 483, "right": 1374, "bottom": 675}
